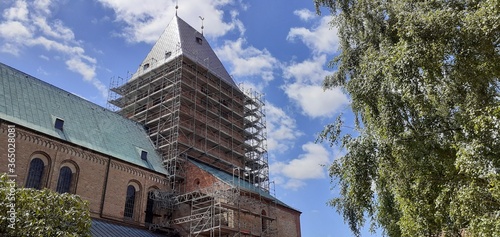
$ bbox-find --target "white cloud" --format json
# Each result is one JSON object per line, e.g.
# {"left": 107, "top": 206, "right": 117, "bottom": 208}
{"left": 271, "top": 142, "right": 331, "bottom": 190}
{"left": 283, "top": 55, "right": 349, "bottom": 118}
{"left": 283, "top": 179, "right": 306, "bottom": 190}
{"left": 65, "top": 57, "right": 108, "bottom": 98}
{"left": 33, "top": 17, "right": 75, "bottom": 41}
{"left": 284, "top": 54, "right": 329, "bottom": 84}
{"left": 266, "top": 103, "right": 302, "bottom": 153}
{"left": 37, "top": 66, "right": 48, "bottom": 75}
{"left": 287, "top": 16, "right": 339, "bottom": 54}
{"left": 97, "top": 0, "right": 243, "bottom": 43}
{"left": 281, "top": 142, "right": 330, "bottom": 179}
{"left": 0, "top": 21, "right": 32, "bottom": 42}
{"left": 293, "top": 9, "right": 316, "bottom": 21}
{"left": 0, "top": 43, "right": 21, "bottom": 55}
{"left": 216, "top": 38, "right": 278, "bottom": 82}
{"left": 33, "top": 0, "right": 52, "bottom": 15}
{"left": 0, "top": 0, "right": 106, "bottom": 98}
{"left": 229, "top": 10, "right": 245, "bottom": 36}
{"left": 284, "top": 83, "right": 349, "bottom": 118}
{"left": 66, "top": 57, "right": 96, "bottom": 81}
{"left": 3, "top": 0, "right": 29, "bottom": 21}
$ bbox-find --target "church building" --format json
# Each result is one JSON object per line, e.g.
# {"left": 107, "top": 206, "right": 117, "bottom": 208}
{"left": 0, "top": 15, "right": 301, "bottom": 237}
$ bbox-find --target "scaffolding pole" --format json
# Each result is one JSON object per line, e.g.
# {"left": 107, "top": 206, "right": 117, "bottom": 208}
{"left": 108, "top": 44, "right": 278, "bottom": 237}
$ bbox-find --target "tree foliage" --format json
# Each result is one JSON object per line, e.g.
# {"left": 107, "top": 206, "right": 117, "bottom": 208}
{"left": 315, "top": 0, "right": 500, "bottom": 236}
{"left": 0, "top": 174, "right": 91, "bottom": 237}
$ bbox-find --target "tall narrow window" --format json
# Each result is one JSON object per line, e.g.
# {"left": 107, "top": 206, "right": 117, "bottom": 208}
{"left": 145, "top": 191, "right": 155, "bottom": 224}
{"left": 25, "top": 158, "right": 44, "bottom": 189}
{"left": 261, "top": 210, "right": 268, "bottom": 232}
{"left": 124, "top": 185, "right": 136, "bottom": 218}
{"left": 56, "top": 166, "right": 72, "bottom": 193}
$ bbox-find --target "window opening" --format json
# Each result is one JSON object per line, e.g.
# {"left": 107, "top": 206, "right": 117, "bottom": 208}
{"left": 25, "top": 158, "right": 44, "bottom": 189}
{"left": 196, "top": 37, "right": 203, "bottom": 45}
{"left": 55, "top": 118, "right": 64, "bottom": 130}
{"left": 145, "top": 191, "right": 155, "bottom": 223}
{"left": 124, "top": 185, "right": 136, "bottom": 218}
{"left": 261, "top": 210, "right": 268, "bottom": 232}
{"left": 141, "top": 150, "right": 148, "bottom": 161}
{"left": 56, "top": 166, "right": 72, "bottom": 193}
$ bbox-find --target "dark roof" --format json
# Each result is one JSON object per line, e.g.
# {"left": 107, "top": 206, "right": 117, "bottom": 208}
{"left": 91, "top": 219, "right": 165, "bottom": 237}
{"left": 0, "top": 62, "right": 167, "bottom": 174}
{"left": 130, "top": 16, "right": 238, "bottom": 88}
{"left": 189, "top": 159, "right": 300, "bottom": 212}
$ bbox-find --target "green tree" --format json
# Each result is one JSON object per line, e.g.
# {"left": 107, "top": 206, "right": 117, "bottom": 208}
{"left": 314, "top": 0, "right": 500, "bottom": 236}
{"left": 0, "top": 173, "right": 91, "bottom": 236}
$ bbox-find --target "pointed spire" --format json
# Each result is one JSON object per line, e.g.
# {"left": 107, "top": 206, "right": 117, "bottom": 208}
{"left": 129, "top": 16, "right": 237, "bottom": 88}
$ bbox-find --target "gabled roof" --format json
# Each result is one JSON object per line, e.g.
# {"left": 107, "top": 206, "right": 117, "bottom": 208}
{"left": 189, "top": 159, "right": 300, "bottom": 213}
{"left": 130, "top": 16, "right": 237, "bottom": 88}
{"left": 0, "top": 63, "right": 167, "bottom": 175}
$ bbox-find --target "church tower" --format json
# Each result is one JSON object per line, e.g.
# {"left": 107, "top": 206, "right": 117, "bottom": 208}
{"left": 109, "top": 16, "right": 300, "bottom": 237}
{"left": 109, "top": 15, "right": 269, "bottom": 193}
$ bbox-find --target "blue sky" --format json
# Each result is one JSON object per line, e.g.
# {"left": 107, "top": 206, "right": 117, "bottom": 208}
{"left": 0, "top": 1, "right": 380, "bottom": 236}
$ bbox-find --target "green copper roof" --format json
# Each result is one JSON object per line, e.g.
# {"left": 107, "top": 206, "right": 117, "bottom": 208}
{"left": 0, "top": 62, "right": 167, "bottom": 175}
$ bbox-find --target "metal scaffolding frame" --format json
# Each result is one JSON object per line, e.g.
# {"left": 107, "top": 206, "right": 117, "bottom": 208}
{"left": 108, "top": 45, "right": 276, "bottom": 236}
{"left": 109, "top": 46, "right": 186, "bottom": 194}
{"left": 240, "top": 87, "right": 269, "bottom": 192}
{"left": 148, "top": 178, "right": 277, "bottom": 237}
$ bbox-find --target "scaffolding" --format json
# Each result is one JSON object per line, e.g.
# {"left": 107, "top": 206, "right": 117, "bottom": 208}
{"left": 148, "top": 178, "right": 277, "bottom": 237}
{"left": 109, "top": 46, "right": 185, "bottom": 193}
{"left": 108, "top": 45, "right": 276, "bottom": 236}
{"left": 241, "top": 87, "right": 269, "bottom": 192}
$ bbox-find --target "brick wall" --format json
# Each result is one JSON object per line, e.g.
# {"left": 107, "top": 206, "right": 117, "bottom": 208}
{"left": 0, "top": 122, "right": 168, "bottom": 227}
{"left": 275, "top": 204, "right": 302, "bottom": 237}
{"left": 178, "top": 160, "right": 302, "bottom": 237}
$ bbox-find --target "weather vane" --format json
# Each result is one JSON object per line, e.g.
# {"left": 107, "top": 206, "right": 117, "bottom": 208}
{"left": 199, "top": 16, "right": 204, "bottom": 35}
{"left": 175, "top": 0, "right": 179, "bottom": 16}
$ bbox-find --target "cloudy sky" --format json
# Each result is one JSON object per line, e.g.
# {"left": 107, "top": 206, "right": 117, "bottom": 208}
{"left": 0, "top": 0, "right": 378, "bottom": 236}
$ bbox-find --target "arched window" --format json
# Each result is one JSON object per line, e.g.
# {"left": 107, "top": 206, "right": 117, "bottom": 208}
{"left": 145, "top": 190, "right": 155, "bottom": 224}
{"left": 124, "top": 185, "right": 136, "bottom": 218}
{"left": 56, "top": 166, "right": 72, "bottom": 193}
{"left": 25, "top": 158, "right": 44, "bottom": 189}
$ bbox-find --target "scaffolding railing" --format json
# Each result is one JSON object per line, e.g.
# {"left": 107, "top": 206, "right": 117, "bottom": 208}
{"left": 108, "top": 40, "right": 278, "bottom": 236}
{"left": 109, "top": 46, "right": 186, "bottom": 195}
{"left": 239, "top": 86, "right": 270, "bottom": 193}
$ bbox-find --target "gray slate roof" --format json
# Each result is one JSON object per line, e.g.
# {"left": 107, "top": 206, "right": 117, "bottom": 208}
{"left": 0, "top": 62, "right": 167, "bottom": 175}
{"left": 91, "top": 219, "right": 165, "bottom": 237}
{"left": 130, "top": 16, "right": 237, "bottom": 88}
